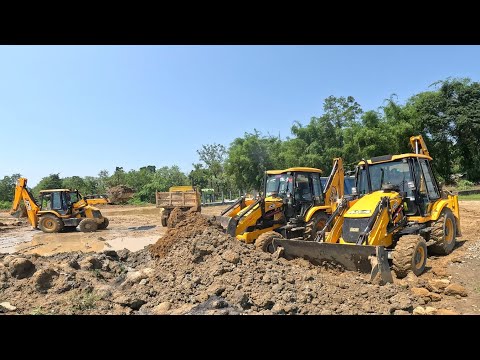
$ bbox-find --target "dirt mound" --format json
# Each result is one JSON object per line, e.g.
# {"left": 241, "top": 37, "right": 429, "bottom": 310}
{"left": 151, "top": 211, "right": 218, "bottom": 258}
{"left": 0, "top": 209, "right": 468, "bottom": 315}
{"left": 107, "top": 185, "right": 135, "bottom": 204}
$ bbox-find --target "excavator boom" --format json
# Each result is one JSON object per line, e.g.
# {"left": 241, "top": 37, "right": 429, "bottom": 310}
{"left": 10, "top": 178, "right": 40, "bottom": 229}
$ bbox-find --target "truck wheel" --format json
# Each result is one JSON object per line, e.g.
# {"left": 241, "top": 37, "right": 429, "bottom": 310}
{"left": 98, "top": 217, "right": 109, "bottom": 230}
{"left": 255, "top": 231, "right": 282, "bottom": 253}
{"left": 429, "top": 209, "right": 456, "bottom": 255}
{"left": 392, "top": 235, "right": 427, "bottom": 278}
{"left": 161, "top": 215, "right": 168, "bottom": 227}
{"left": 39, "top": 215, "right": 64, "bottom": 233}
{"left": 79, "top": 218, "right": 98, "bottom": 232}
{"left": 304, "top": 212, "right": 329, "bottom": 241}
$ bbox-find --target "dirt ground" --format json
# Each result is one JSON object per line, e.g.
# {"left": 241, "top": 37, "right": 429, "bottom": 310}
{"left": 0, "top": 202, "right": 478, "bottom": 315}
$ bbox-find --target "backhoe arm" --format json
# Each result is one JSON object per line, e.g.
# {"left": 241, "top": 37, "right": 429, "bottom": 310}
{"left": 10, "top": 178, "right": 40, "bottom": 229}
{"left": 410, "top": 135, "right": 430, "bottom": 157}
{"left": 323, "top": 157, "right": 345, "bottom": 211}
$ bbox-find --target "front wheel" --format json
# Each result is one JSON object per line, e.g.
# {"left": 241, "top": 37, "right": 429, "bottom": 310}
{"left": 304, "top": 212, "right": 329, "bottom": 241}
{"left": 79, "top": 218, "right": 98, "bottom": 232}
{"left": 392, "top": 235, "right": 427, "bottom": 278}
{"left": 98, "top": 217, "right": 109, "bottom": 230}
{"left": 255, "top": 231, "right": 282, "bottom": 253}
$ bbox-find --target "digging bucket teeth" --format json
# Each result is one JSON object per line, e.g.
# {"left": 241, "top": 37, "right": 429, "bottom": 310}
{"left": 272, "top": 240, "right": 393, "bottom": 284}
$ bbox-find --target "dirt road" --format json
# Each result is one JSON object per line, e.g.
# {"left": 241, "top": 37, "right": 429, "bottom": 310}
{"left": 0, "top": 205, "right": 226, "bottom": 256}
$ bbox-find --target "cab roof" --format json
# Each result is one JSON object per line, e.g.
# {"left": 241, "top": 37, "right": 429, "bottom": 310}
{"left": 358, "top": 153, "right": 432, "bottom": 165}
{"left": 266, "top": 167, "right": 323, "bottom": 175}
{"left": 39, "top": 189, "right": 73, "bottom": 193}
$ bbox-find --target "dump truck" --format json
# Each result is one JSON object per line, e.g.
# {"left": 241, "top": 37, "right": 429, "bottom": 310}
{"left": 271, "top": 135, "right": 461, "bottom": 283}
{"left": 156, "top": 186, "right": 201, "bottom": 227}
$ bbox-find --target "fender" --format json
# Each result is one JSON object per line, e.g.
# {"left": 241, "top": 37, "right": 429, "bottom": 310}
{"left": 431, "top": 195, "right": 462, "bottom": 236}
{"left": 304, "top": 205, "right": 332, "bottom": 223}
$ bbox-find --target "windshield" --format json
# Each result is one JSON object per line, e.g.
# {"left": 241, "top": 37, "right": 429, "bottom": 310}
{"left": 69, "top": 191, "right": 80, "bottom": 203}
{"left": 265, "top": 173, "right": 293, "bottom": 198}
{"left": 357, "top": 159, "right": 413, "bottom": 196}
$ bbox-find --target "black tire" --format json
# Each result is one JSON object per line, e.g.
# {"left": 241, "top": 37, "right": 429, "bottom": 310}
{"left": 161, "top": 210, "right": 170, "bottom": 227}
{"left": 255, "top": 231, "right": 282, "bottom": 253}
{"left": 304, "top": 211, "right": 329, "bottom": 241}
{"left": 98, "top": 217, "right": 109, "bottom": 230}
{"left": 429, "top": 208, "right": 456, "bottom": 255}
{"left": 392, "top": 235, "right": 427, "bottom": 278}
{"left": 161, "top": 215, "right": 168, "bottom": 227}
{"left": 39, "top": 214, "right": 64, "bottom": 233}
{"left": 79, "top": 218, "right": 98, "bottom": 232}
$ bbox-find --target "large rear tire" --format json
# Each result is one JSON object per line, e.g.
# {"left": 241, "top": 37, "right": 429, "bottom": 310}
{"left": 392, "top": 235, "right": 427, "bottom": 278}
{"left": 304, "top": 211, "right": 329, "bottom": 241}
{"left": 98, "top": 217, "right": 109, "bottom": 230}
{"left": 39, "top": 214, "right": 64, "bottom": 233}
{"left": 161, "top": 210, "right": 170, "bottom": 227}
{"left": 429, "top": 208, "right": 456, "bottom": 255}
{"left": 255, "top": 231, "right": 282, "bottom": 253}
{"left": 79, "top": 218, "right": 98, "bottom": 232}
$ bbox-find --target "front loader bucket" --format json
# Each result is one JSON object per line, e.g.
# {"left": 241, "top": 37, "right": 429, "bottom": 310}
{"left": 216, "top": 216, "right": 238, "bottom": 237}
{"left": 272, "top": 240, "right": 393, "bottom": 284}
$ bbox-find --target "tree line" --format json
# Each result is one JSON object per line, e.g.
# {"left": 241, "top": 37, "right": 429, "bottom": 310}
{"left": 1, "top": 78, "right": 479, "bottom": 208}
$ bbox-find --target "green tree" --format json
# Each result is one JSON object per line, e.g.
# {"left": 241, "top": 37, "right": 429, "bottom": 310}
{"left": 33, "top": 174, "right": 63, "bottom": 196}
{"left": 226, "top": 130, "right": 281, "bottom": 191}
{"left": 0, "top": 174, "right": 22, "bottom": 202}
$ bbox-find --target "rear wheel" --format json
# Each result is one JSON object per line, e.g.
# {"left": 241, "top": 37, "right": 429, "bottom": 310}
{"left": 429, "top": 208, "right": 456, "bottom": 255}
{"left": 98, "top": 217, "right": 109, "bottom": 230}
{"left": 255, "top": 231, "right": 282, "bottom": 253}
{"left": 79, "top": 218, "right": 98, "bottom": 232}
{"left": 304, "top": 211, "right": 329, "bottom": 241}
{"left": 39, "top": 215, "right": 64, "bottom": 233}
{"left": 161, "top": 210, "right": 170, "bottom": 227}
{"left": 392, "top": 235, "right": 427, "bottom": 278}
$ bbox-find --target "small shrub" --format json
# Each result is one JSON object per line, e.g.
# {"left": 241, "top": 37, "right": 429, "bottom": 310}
{"left": 457, "top": 179, "right": 475, "bottom": 190}
{"left": 71, "top": 290, "right": 100, "bottom": 311}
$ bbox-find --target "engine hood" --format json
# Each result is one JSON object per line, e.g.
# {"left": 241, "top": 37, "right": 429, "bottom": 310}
{"left": 345, "top": 190, "right": 401, "bottom": 218}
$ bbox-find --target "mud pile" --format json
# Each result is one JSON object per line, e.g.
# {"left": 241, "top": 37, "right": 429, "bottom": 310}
{"left": 107, "top": 185, "right": 135, "bottom": 204}
{"left": 0, "top": 211, "right": 461, "bottom": 315}
{"left": 151, "top": 210, "right": 216, "bottom": 258}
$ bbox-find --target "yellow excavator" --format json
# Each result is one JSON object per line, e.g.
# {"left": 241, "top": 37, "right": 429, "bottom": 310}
{"left": 271, "top": 135, "right": 461, "bottom": 283}
{"left": 219, "top": 158, "right": 345, "bottom": 251}
{"left": 10, "top": 178, "right": 109, "bottom": 233}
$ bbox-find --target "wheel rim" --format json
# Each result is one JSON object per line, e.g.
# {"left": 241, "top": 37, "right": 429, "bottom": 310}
{"left": 43, "top": 219, "right": 55, "bottom": 230}
{"left": 444, "top": 217, "right": 454, "bottom": 244}
{"left": 414, "top": 246, "right": 425, "bottom": 270}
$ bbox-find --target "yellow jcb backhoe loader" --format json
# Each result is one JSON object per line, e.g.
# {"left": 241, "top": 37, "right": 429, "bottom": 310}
{"left": 10, "top": 178, "right": 109, "bottom": 233}
{"left": 271, "top": 135, "right": 461, "bottom": 284}
{"left": 219, "top": 158, "right": 345, "bottom": 251}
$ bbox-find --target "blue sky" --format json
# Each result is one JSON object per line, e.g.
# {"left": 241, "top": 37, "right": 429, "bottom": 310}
{"left": 1, "top": 45, "right": 479, "bottom": 186}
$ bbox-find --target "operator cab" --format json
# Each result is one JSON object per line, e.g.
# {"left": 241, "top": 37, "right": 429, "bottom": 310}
{"left": 353, "top": 154, "right": 441, "bottom": 217}
{"left": 39, "top": 189, "right": 82, "bottom": 215}
{"left": 265, "top": 167, "right": 324, "bottom": 219}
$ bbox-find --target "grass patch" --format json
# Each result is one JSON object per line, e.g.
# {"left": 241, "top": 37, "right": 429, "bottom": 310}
{"left": 459, "top": 194, "right": 480, "bottom": 201}
{"left": 30, "top": 307, "right": 47, "bottom": 315}
{"left": 70, "top": 289, "right": 100, "bottom": 311}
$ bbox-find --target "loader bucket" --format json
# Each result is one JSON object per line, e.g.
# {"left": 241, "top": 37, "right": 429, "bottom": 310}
{"left": 272, "top": 239, "right": 393, "bottom": 284}
{"left": 216, "top": 215, "right": 238, "bottom": 237}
